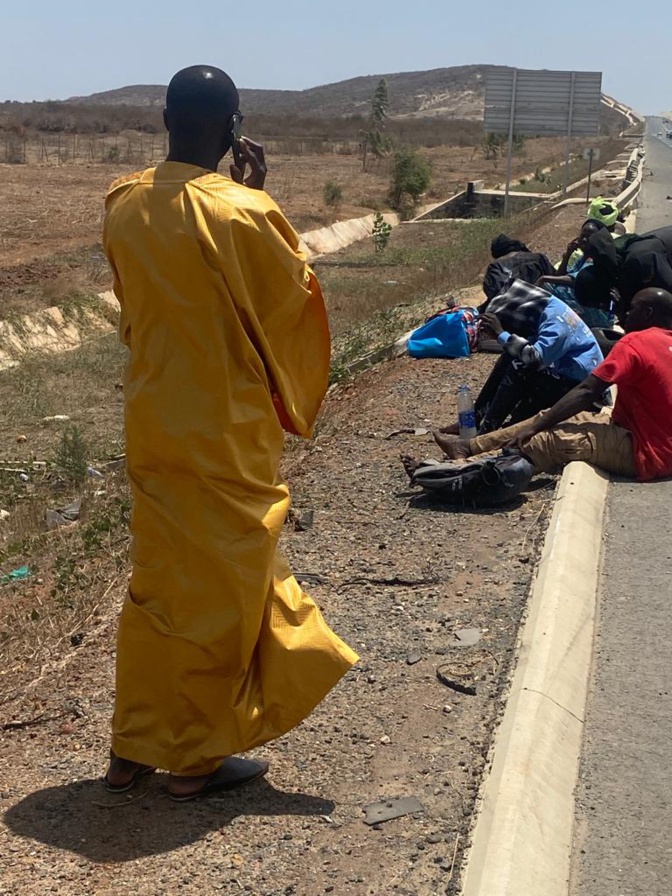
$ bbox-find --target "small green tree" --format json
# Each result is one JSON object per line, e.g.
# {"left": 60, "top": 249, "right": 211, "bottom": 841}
{"left": 55, "top": 425, "right": 89, "bottom": 486}
{"left": 372, "top": 212, "right": 392, "bottom": 252}
{"left": 482, "top": 132, "right": 506, "bottom": 162}
{"left": 323, "top": 180, "right": 343, "bottom": 209}
{"left": 361, "top": 78, "right": 393, "bottom": 172}
{"left": 388, "top": 149, "right": 431, "bottom": 211}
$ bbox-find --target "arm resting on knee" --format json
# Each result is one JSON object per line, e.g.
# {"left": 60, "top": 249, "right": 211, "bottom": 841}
{"left": 514, "top": 374, "right": 611, "bottom": 444}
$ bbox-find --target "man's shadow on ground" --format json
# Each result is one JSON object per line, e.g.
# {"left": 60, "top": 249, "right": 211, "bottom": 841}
{"left": 3, "top": 775, "right": 334, "bottom": 863}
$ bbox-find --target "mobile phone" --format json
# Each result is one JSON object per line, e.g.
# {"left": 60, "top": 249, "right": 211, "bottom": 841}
{"left": 231, "top": 112, "right": 243, "bottom": 170}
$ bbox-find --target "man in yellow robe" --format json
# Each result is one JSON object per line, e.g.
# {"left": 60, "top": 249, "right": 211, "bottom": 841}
{"left": 102, "top": 65, "right": 357, "bottom": 801}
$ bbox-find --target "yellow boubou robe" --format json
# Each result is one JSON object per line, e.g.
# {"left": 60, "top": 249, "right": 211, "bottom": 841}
{"left": 103, "top": 162, "right": 357, "bottom": 775}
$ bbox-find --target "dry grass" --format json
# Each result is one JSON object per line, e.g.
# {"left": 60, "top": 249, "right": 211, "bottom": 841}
{"left": 0, "top": 134, "right": 627, "bottom": 320}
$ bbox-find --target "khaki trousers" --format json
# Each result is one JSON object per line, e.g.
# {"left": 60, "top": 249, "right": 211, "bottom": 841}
{"left": 469, "top": 411, "right": 636, "bottom": 477}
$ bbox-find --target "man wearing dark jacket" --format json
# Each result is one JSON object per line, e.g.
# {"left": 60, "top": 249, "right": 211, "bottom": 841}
{"left": 481, "top": 234, "right": 555, "bottom": 308}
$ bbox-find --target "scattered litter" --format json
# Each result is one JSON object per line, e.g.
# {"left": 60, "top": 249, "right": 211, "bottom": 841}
{"left": 386, "top": 427, "right": 429, "bottom": 439}
{"left": 380, "top": 735, "right": 391, "bottom": 745}
{"left": 45, "top": 499, "right": 81, "bottom": 529}
{"left": 295, "top": 572, "right": 329, "bottom": 585}
{"left": 87, "top": 467, "right": 104, "bottom": 480}
{"left": 0, "top": 510, "right": 9, "bottom": 522}
{"left": 406, "top": 650, "right": 423, "bottom": 665}
{"left": 19, "top": 473, "right": 29, "bottom": 482}
{"left": 363, "top": 796, "right": 425, "bottom": 826}
{"left": 93, "top": 489, "right": 107, "bottom": 498}
{"left": 0, "top": 566, "right": 31, "bottom": 586}
{"left": 454, "top": 628, "right": 482, "bottom": 648}
{"left": 42, "top": 415, "right": 70, "bottom": 423}
{"left": 384, "top": 280, "right": 399, "bottom": 285}
{"left": 16, "top": 435, "right": 26, "bottom": 444}
{"left": 436, "top": 662, "right": 478, "bottom": 696}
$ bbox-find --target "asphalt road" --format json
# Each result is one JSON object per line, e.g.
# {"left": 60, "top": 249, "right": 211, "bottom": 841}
{"left": 570, "top": 125, "right": 672, "bottom": 895}
{"left": 638, "top": 116, "right": 672, "bottom": 231}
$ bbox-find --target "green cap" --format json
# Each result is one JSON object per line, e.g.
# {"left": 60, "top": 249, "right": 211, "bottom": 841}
{"left": 587, "top": 197, "right": 619, "bottom": 227}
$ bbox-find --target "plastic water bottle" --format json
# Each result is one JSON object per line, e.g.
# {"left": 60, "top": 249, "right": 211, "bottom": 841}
{"left": 457, "top": 385, "right": 477, "bottom": 439}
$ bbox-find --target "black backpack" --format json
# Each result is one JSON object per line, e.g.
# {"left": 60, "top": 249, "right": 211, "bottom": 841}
{"left": 411, "top": 454, "right": 534, "bottom": 508}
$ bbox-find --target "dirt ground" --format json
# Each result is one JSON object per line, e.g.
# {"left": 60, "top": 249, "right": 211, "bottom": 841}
{"left": 0, "top": 349, "right": 556, "bottom": 896}
{"left": 0, "top": 134, "right": 624, "bottom": 318}
{"left": 0, "top": 187, "right": 601, "bottom": 896}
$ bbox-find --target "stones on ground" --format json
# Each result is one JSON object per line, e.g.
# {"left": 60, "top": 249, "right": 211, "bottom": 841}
{"left": 454, "top": 628, "right": 481, "bottom": 648}
{"left": 406, "top": 650, "right": 423, "bottom": 665}
{"left": 295, "top": 510, "right": 314, "bottom": 531}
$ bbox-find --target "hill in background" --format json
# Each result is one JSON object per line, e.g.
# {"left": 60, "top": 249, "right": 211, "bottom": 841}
{"left": 68, "top": 65, "right": 627, "bottom": 124}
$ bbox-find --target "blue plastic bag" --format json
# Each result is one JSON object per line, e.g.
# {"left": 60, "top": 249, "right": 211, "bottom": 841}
{"left": 407, "top": 308, "right": 478, "bottom": 359}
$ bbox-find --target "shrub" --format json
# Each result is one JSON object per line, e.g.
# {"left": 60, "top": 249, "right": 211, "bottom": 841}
{"left": 388, "top": 149, "right": 431, "bottom": 211}
{"left": 55, "top": 425, "right": 89, "bottom": 486}
{"left": 323, "top": 180, "right": 343, "bottom": 208}
{"left": 372, "top": 212, "right": 392, "bottom": 252}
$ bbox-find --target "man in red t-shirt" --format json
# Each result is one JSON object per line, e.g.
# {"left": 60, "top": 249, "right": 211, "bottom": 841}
{"left": 438, "top": 288, "right": 672, "bottom": 482}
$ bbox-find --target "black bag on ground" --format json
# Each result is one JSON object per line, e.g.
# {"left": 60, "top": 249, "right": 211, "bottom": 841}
{"left": 411, "top": 454, "right": 534, "bottom": 507}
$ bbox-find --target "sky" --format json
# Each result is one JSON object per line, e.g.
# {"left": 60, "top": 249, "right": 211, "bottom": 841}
{"left": 3, "top": 0, "right": 669, "bottom": 114}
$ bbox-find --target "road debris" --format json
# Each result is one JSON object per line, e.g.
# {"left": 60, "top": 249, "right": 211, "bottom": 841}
{"left": 363, "top": 796, "right": 425, "bottom": 826}
{"left": 0, "top": 565, "right": 31, "bottom": 586}
{"left": 454, "top": 628, "right": 482, "bottom": 648}
{"left": 45, "top": 499, "right": 81, "bottom": 529}
{"left": 436, "top": 662, "right": 478, "bottom": 696}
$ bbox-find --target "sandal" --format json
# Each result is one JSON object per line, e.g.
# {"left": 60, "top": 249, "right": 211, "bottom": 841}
{"left": 167, "top": 756, "right": 269, "bottom": 802}
{"left": 104, "top": 752, "right": 156, "bottom": 794}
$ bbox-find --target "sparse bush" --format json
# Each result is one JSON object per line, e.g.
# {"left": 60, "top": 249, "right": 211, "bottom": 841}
{"left": 55, "top": 425, "right": 89, "bottom": 486}
{"left": 323, "top": 180, "right": 343, "bottom": 209}
{"left": 103, "top": 143, "right": 121, "bottom": 163}
{"left": 482, "top": 132, "right": 506, "bottom": 161}
{"left": 372, "top": 212, "right": 392, "bottom": 252}
{"left": 388, "top": 149, "right": 431, "bottom": 211}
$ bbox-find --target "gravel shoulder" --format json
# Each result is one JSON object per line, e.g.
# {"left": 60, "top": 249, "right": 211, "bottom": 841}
{"left": 0, "top": 350, "right": 556, "bottom": 896}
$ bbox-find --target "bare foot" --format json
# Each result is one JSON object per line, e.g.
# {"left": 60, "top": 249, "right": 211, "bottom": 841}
{"left": 437, "top": 422, "right": 460, "bottom": 435}
{"left": 432, "top": 431, "right": 471, "bottom": 460}
{"left": 401, "top": 454, "right": 423, "bottom": 481}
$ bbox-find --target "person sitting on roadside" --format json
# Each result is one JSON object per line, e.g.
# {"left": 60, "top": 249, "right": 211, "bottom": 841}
{"left": 433, "top": 288, "right": 672, "bottom": 483}
{"left": 587, "top": 196, "right": 625, "bottom": 235}
{"left": 435, "top": 280, "right": 604, "bottom": 442}
{"left": 536, "top": 220, "right": 615, "bottom": 327}
{"left": 480, "top": 233, "right": 555, "bottom": 310}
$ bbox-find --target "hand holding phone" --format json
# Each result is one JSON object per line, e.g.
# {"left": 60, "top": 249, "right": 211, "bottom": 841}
{"left": 229, "top": 114, "right": 267, "bottom": 191}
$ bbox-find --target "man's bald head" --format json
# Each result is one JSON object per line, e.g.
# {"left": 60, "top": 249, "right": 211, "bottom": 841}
{"left": 625, "top": 287, "right": 672, "bottom": 332}
{"left": 164, "top": 66, "right": 239, "bottom": 166}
